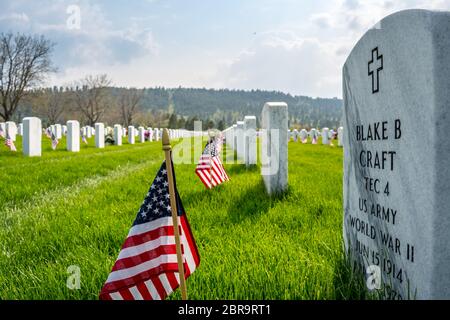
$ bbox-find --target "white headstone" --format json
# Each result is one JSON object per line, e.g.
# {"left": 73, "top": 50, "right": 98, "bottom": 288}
{"left": 343, "top": 9, "right": 450, "bottom": 299}
{"left": 300, "top": 129, "right": 308, "bottom": 144}
{"left": 62, "top": 125, "right": 67, "bottom": 136}
{"left": 22, "top": 117, "right": 41, "bottom": 157}
{"left": 138, "top": 127, "right": 145, "bottom": 143}
{"left": 261, "top": 102, "right": 288, "bottom": 195}
{"left": 154, "top": 128, "right": 159, "bottom": 142}
{"left": 148, "top": 128, "right": 153, "bottom": 142}
{"left": 95, "top": 123, "right": 105, "bottom": 148}
{"left": 67, "top": 120, "right": 80, "bottom": 152}
{"left": 236, "top": 121, "right": 245, "bottom": 161}
{"left": 338, "top": 127, "right": 344, "bottom": 147}
{"left": 310, "top": 128, "right": 318, "bottom": 144}
{"left": 244, "top": 116, "right": 257, "bottom": 166}
{"left": 128, "top": 126, "right": 135, "bottom": 144}
{"left": 86, "top": 126, "right": 92, "bottom": 138}
{"left": 5, "top": 121, "right": 17, "bottom": 141}
{"left": 54, "top": 124, "right": 62, "bottom": 139}
{"left": 232, "top": 124, "right": 238, "bottom": 150}
{"left": 322, "top": 127, "right": 329, "bottom": 145}
{"left": 18, "top": 123, "right": 23, "bottom": 136}
{"left": 114, "top": 125, "right": 122, "bottom": 146}
{"left": 292, "top": 129, "right": 298, "bottom": 142}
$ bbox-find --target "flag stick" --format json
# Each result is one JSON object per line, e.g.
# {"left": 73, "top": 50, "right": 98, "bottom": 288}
{"left": 162, "top": 129, "right": 188, "bottom": 300}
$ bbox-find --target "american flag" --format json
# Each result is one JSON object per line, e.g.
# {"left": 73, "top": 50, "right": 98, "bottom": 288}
{"left": 99, "top": 160, "right": 200, "bottom": 300}
{"left": 301, "top": 135, "right": 307, "bottom": 144}
{"left": 4, "top": 135, "right": 17, "bottom": 151}
{"left": 51, "top": 132, "right": 59, "bottom": 150}
{"left": 195, "top": 136, "right": 229, "bottom": 189}
{"left": 45, "top": 128, "right": 52, "bottom": 139}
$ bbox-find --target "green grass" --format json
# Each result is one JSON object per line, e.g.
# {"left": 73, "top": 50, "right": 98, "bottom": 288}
{"left": 0, "top": 135, "right": 368, "bottom": 300}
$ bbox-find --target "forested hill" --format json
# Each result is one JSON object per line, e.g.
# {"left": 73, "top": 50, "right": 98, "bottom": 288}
{"left": 134, "top": 87, "right": 343, "bottom": 129}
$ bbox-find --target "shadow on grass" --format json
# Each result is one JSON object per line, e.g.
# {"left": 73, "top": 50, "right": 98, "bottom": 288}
{"left": 225, "top": 164, "right": 259, "bottom": 175}
{"left": 226, "top": 180, "right": 293, "bottom": 224}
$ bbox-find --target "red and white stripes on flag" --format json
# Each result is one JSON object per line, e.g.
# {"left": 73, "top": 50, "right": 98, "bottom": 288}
{"left": 5, "top": 137, "right": 17, "bottom": 151}
{"left": 99, "top": 160, "right": 200, "bottom": 300}
{"left": 100, "top": 217, "right": 199, "bottom": 300}
{"left": 195, "top": 138, "right": 229, "bottom": 189}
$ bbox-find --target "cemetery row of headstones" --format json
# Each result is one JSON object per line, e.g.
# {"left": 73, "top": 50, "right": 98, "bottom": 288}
{"left": 288, "top": 127, "right": 344, "bottom": 146}
{"left": 0, "top": 119, "right": 198, "bottom": 157}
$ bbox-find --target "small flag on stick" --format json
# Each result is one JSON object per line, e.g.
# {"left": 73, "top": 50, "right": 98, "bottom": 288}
{"left": 195, "top": 135, "right": 229, "bottom": 189}
{"left": 51, "top": 132, "right": 59, "bottom": 150}
{"left": 99, "top": 129, "right": 199, "bottom": 300}
{"left": 4, "top": 134, "right": 17, "bottom": 151}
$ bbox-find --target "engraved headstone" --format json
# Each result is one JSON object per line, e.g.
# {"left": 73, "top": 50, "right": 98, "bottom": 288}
{"left": 343, "top": 9, "right": 450, "bottom": 299}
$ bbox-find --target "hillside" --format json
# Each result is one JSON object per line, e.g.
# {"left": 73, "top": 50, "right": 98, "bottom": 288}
{"left": 124, "top": 87, "right": 343, "bottom": 129}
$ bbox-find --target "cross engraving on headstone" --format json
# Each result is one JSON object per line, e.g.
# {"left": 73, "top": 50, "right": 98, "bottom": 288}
{"left": 368, "top": 47, "right": 383, "bottom": 94}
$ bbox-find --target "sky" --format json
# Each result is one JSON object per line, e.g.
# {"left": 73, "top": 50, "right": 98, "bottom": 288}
{"left": 1, "top": 0, "right": 449, "bottom": 98}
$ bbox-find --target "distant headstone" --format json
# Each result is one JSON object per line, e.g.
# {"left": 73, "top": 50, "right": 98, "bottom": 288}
{"left": 300, "top": 129, "right": 308, "bottom": 144}
{"left": 114, "top": 124, "right": 122, "bottom": 146}
{"left": 322, "top": 128, "right": 329, "bottom": 145}
{"left": 148, "top": 128, "right": 153, "bottom": 142}
{"left": 310, "top": 128, "right": 318, "bottom": 144}
{"left": 261, "top": 102, "right": 288, "bottom": 194}
{"left": 22, "top": 117, "right": 41, "bottom": 157}
{"left": 62, "top": 125, "right": 67, "bottom": 136}
{"left": 86, "top": 126, "right": 92, "bottom": 138}
{"left": 18, "top": 123, "right": 23, "bottom": 136}
{"left": 236, "top": 121, "right": 245, "bottom": 161}
{"left": 244, "top": 116, "right": 257, "bottom": 166}
{"left": 292, "top": 129, "right": 298, "bottom": 142}
{"left": 232, "top": 124, "right": 238, "bottom": 151}
{"left": 95, "top": 123, "right": 105, "bottom": 148}
{"left": 138, "top": 127, "right": 145, "bottom": 143}
{"left": 5, "top": 121, "right": 17, "bottom": 141}
{"left": 343, "top": 9, "right": 450, "bottom": 299}
{"left": 54, "top": 124, "right": 62, "bottom": 139}
{"left": 128, "top": 126, "right": 135, "bottom": 144}
{"left": 154, "top": 128, "right": 159, "bottom": 142}
{"left": 338, "top": 127, "right": 344, "bottom": 147}
{"left": 67, "top": 120, "right": 80, "bottom": 152}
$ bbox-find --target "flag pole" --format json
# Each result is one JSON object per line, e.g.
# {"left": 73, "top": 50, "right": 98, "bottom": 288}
{"left": 162, "top": 128, "right": 188, "bottom": 300}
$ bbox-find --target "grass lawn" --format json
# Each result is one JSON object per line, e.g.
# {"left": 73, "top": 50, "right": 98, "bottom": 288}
{"left": 0, "top": 135, "right": 367, "bottom": 299}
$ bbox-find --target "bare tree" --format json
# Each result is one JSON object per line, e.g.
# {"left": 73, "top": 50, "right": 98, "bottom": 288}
{"left": 37, "top": 87, "right": 66, "bottom": 124}
{"left": 118, "top": 88, "right": 143, "bottom": 127}
{"left": 0, "top": 33, "right": 55, "bottom": 121}
{"left": 72, "top": 74, "right": 112, "bottom": 126}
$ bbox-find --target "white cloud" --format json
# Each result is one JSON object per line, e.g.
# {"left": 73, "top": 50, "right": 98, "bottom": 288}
{"left": 38, "top": 0, "right": 450, "bottom": 98}
{"left": 0, "top": 12, "right": 30, "bottom": 24}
